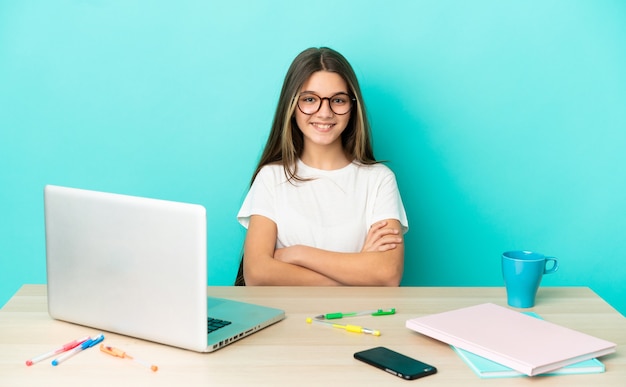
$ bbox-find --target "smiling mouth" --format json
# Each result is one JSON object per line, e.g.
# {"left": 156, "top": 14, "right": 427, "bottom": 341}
{"left": 312, "top": 123, "right": 334, "bottom": 131}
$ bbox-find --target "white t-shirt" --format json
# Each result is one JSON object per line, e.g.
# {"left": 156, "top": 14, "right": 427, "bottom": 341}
{"left": 238, "top": 160, "right": 408, "bottom": 253}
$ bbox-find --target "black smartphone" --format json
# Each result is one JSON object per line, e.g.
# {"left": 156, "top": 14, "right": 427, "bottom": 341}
{"left": 354, "top": 346, "right": 437, "bottom": 380}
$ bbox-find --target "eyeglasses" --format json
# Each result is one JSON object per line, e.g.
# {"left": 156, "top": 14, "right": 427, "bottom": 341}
{"left": 296, "top": 92, "right": 355, "bottom": 115}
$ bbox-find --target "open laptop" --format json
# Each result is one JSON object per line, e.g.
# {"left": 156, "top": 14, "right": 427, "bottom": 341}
{"left": 44, "top": 185, "right": 285, "bottom": 352}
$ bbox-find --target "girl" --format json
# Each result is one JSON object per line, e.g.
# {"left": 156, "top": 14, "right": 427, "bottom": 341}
{"left": 236, "top": 47, "right": 408, "bottom": 286}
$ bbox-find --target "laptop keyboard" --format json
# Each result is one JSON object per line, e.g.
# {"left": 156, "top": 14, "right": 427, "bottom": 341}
{"left": 207, "top": 317, "right": 232, "bottom": 334}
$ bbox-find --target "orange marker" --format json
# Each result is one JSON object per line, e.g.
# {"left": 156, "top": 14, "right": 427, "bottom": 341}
{"left": 100, "top": 344, "right": 158, "bottom": 372}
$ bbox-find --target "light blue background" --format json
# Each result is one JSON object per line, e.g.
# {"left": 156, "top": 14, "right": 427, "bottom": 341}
{"left": 1, "top": 1, "right": 625, "bottom": 316}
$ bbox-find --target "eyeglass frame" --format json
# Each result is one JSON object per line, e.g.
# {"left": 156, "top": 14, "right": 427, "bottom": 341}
{"left": 296, "top": 92, "right": 357, "bottom": 116}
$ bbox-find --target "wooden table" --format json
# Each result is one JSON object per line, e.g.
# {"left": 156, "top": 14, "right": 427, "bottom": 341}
{"left": 1, "top": 285, "right": 624, "bottom": 386}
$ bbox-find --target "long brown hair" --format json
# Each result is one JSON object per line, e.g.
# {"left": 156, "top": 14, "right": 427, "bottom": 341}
{"left": 249, "top": 47, "right": 376, "bottom": 186}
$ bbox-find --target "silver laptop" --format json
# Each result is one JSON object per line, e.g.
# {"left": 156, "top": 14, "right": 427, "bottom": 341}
{"left": 44, "top": 185, "right": 284, "bottom": 352}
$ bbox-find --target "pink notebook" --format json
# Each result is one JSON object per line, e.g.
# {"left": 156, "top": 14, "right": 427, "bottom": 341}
{"left": 405, "top": 303, "right": 616, "bottom": 376}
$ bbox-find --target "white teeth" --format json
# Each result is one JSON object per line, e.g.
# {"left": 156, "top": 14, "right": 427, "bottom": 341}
{"left": 314, "top": 124, "right": 333, "bottom": 129}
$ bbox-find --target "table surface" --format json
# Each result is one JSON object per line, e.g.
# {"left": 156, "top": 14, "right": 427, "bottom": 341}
{"left": 1, "top": 285, "right": 624, "bottom": 386}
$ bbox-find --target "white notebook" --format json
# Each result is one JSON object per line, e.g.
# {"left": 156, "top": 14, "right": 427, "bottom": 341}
{"left": 406, "top": 303, "right": 616, "bottom": 376}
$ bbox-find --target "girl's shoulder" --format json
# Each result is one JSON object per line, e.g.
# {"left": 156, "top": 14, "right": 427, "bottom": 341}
{"left": 254, "top": 162, "right": 294, "bottom": 186}
{"left": 259, "top": 162, "right": 284, "bottom": 172}
{"left": 256, "top": 162, "right": 285, "bottom": 179}
{"left": 353, "top": 161, "right": 396, "bottom": 176}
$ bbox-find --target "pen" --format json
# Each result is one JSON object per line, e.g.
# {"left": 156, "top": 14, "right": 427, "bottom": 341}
{"left": 25, "top": 336, "right": 90, "bottom": 366}
{"left": 51, "top": 334, "right": 105, "bottom": 366}
{"left": 306, "top": 317, "right": 381, "bottom": 336}
{"left": 100, "top": 344, "right": 158, "bottom": 372}
{"left": 315, "top": 308, "right": 396, "bottom": 320}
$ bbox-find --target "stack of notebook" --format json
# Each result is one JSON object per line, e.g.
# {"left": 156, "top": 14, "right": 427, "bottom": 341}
{"left": 405, "top": 303, "right": 616, "bottom": 378}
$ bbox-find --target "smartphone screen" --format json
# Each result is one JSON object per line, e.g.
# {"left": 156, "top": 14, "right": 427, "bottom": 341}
{"left": 354, "top": 346, "right": 437, "bottom": 380}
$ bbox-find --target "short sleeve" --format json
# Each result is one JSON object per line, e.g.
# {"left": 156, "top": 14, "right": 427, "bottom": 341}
{"left": 369, "top": 166, "right": 409, "bottom": 234}
{"left": 237, "top": 166, "right": 279, "bottom": 229}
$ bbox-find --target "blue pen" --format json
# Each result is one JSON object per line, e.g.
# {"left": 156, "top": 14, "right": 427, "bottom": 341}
{"left": 51, "top": 334, "right": 105, "bottom": 366}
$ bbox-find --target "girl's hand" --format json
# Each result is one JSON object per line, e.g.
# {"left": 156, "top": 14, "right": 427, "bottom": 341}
{"left": 361, "top": 220, "right": 403, "bottom": 253}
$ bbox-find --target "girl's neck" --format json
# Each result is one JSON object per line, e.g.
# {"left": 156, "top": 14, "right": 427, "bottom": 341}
{"left": 300, "top": 145, "right": 351, "bottom": 171}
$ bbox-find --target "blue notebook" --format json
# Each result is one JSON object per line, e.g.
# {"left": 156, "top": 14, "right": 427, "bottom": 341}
{"left": 451, "top": 312, "right": 605, "bottom": 378}
{"left": 452, "top": 346, "right": 604, "bottom": 378}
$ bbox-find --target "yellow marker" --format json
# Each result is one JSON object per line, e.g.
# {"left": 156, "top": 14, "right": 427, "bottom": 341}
{"left": 100, "top": 344, "right": 158, "bottom": 372}
{"left": 306, "top": 317, "right": 381, "bottom": 336}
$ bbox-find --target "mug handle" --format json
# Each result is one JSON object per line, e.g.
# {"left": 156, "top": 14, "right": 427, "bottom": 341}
{"left": 544, "top": 257, "right": 559, "bottom": 274}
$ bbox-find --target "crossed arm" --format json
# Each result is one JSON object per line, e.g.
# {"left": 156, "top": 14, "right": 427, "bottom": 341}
{"left": 242, "top": 215, "right": 404, "bottom": 286}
